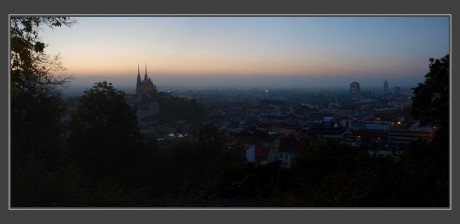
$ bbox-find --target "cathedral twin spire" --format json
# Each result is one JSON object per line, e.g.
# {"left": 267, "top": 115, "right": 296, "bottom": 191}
{"left": 137, "top": 63, "right": 141, "bottom": 83}
{"left": 136, "top": 62, "right": 157, "bottom": 97}
{"left": 137, "top": 62, "right": 149, "bottom": 81}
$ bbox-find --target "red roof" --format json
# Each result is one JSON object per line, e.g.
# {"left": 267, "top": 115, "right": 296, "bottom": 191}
{"left": 255, "top": 146, "right": 270, "bottom": 159}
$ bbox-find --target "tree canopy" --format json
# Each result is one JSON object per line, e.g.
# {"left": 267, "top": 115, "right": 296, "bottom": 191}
{"left": 406, "top": 55, "right": 450, "bottom": 207}
{"left": 411, "top": 54, "right": 449, "bottom": 129}
{"left": 10, "top": 16, "right": 75, "bottom": 100}
{"left": 10, "top": 16, "right": 75, "bottom": 172}
{"left": 69, "top": 81, "right": 141, "bottom": 182}
{"left": 70, "top": 82, "right": 139, "bottom": 143}
{"left": 10, "top": 16, "right": 76, "bottom": 206}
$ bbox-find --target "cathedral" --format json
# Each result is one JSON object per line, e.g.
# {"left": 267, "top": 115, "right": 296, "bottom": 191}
{"left": 125, "top": 63, "right": 159, "bottom": 121}
{"left": 136, "top": 63, "right": 158, "bottom": 98}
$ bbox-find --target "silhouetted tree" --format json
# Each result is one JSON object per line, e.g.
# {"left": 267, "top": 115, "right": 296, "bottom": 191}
{"left": 69, "top": 81, "right": 142, "bottom": 186}
{"left": 10, "top": 16, "right": 75, "bottom": 206}
{"left": 411, "top": 54, "right": 449, "bottom": 130}
{"left": 10, "top": 17, "right": 75, "bottom": 101}
{"left": 408, "top": 55, "right": 449, "bottom": 207}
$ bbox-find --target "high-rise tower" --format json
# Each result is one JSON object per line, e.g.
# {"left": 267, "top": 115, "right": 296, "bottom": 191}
{"left": 384, "top": 80, "right": 389, "bottom": 94}
{"left": 350, "top": 82, "right": 360, "bottom": 98}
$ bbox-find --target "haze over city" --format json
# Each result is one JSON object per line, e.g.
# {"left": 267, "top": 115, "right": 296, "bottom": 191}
{"left": 39, "top": 16, "right": 449, "bottom": 93}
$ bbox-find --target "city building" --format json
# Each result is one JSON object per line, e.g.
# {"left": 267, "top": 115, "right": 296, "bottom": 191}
{"left": 349, "top": 121, "right": 390, "bottom": 142}
{"left": 388, "top": 123, "right": 433, "bottom": 145}
{"left": 350, "top": 82, "right": 360, "bottom": 98}
{"left": 384, "top": 80, "right": 389, "bottom": 94}
{"left": 276, "top": 137, "right": 310, "bottom": 168}
{"left": 306, "top": 117, "right": 348, "bottom": 139}
{"left": 136, "top": 101, "right": 160, "bottom": 120}
{"left": 245, "top": 145, "right": 272, "bottom": 164}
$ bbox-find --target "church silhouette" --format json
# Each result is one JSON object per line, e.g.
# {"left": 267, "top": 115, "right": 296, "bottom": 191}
{"left": 125, "top": 63, "right": 159, "bottom": 121}
{"left": 136, "top": 63, "right": 158, "bottom": 98}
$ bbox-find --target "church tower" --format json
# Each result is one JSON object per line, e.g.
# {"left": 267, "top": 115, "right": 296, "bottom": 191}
{"left": 136, "top": 63, "right": 142, "bottom": 95}
{"left": 135, "top": 62, "right": 158, "bottom": 97}
{"left": 132, "top": 62, "right": 160, "bottom": 120}
{"left": 144, "top": 63, "right": 148, "bottom": 81}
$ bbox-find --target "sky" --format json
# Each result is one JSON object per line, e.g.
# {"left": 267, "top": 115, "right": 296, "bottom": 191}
{"left": 39, "top": 16, "right": 450, "bottom": 91}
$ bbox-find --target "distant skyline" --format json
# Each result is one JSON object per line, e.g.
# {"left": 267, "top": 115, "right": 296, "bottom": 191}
{"left": 39, "top": 16, "right": 450, "bottom": 90}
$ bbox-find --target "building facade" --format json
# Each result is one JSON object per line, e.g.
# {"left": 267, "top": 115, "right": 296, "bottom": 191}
{"left": 388, "top": 128, "right": 433, "bottom": 145}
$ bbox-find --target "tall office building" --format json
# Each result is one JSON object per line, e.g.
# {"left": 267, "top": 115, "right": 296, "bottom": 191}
{"left": 350, "top": 82, "right": 360, "bottom": 98}
{"left": 384, "top": 80, "right": 389, "bottom": 94}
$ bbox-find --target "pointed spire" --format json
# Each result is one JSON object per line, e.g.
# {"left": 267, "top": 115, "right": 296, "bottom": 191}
{"left": 137, "top": 62, "right": 141, "bottom": 83}
{"left": 136, "top": 62, "right": 141, "bottom": 95}
{"left": 144, "top": 62, "right": 148, "bottom": 80}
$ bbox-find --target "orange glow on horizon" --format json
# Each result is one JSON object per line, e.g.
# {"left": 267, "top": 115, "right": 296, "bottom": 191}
{"left": 60, "top": 43, "right": 428, "bottom": 78}
{"left": 39, "top": 16, "right": 447, "bottom": 86}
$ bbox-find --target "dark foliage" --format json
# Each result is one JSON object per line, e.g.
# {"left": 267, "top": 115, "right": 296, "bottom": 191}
{"left": 10, "top": 16, "right": 75, "bottom": 207}
{"left": 411, "top": 54, "right": 449, "bottom": 130}
{"left": 156, "top": 92, "right": 203, "bottom": 122}
{"left": 68, "top": 82, "right": 142, "bottom": 185}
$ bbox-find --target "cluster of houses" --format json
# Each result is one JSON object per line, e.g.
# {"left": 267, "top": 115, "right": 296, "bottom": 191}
{"left": 204, "top": 93, "right": 434, "bottom": 168}
{"left": 64, "top": 68, "right": 433, "bottom": 167}
{"left": 61, "top": 70, "right": 433, "bottom": 168}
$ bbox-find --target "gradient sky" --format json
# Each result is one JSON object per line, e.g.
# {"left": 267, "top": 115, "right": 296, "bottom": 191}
{"left": 40, "top": 16, "right": 449, "bottom": 89}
